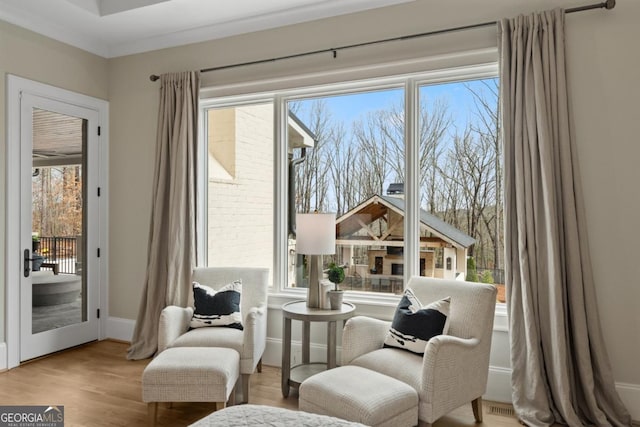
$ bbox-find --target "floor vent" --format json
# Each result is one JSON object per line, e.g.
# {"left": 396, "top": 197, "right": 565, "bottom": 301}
{"left": 486, "top": 402, "right": 516, "bottom": 418}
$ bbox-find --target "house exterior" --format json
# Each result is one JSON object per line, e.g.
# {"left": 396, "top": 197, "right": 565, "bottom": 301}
{"left": 207, "top": 106, "right": 315, "bottom": 282}
{"left": 336, "top": 191, "right": 475, "bottom": 282}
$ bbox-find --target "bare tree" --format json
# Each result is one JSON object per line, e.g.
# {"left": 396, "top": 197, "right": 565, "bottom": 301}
{"left": 418, "top": 97, "right": 450, "bottom": 214}
{"left": 290, "top": 79, "right": 501, "bottom": 273}
{"left": 325, "top": 122, "right": 357, "bottom": 216}
{"left": 352, "top": 114, "right": 392, "bottom": 198}
{"left": 465, "top": 79, "right": 502, "bottom": 270}
{"left": 442, "top": 126, "right": 497, "bottom": 258}
{"left": 436, "top": 154, "right": 463, "bottom": 229}
{"left": 32, "top": 166, "right": 83, "bottom": 237}
{"left": 292, "top": 99, "right": 332, "bottom": 213}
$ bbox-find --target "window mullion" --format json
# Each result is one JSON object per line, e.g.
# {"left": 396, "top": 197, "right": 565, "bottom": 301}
{"left": 274, "top": 95, "right": 288, "bottom": 292}
{"left": 197, "top": 105, "right": 208, "bottom": 266}
{"left": 404, "top": 79, "right": 420, "bottom": 283}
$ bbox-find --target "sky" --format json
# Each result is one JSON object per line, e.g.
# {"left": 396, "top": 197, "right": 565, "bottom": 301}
{"left": 292, "top": 77, "right": 498, "bottom": 135}
{"left": 290, "top": 77, "right": 499, "bottom": 211}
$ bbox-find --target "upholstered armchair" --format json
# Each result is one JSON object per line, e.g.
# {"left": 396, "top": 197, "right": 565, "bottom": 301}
{"left": 157, "top": 267, "right": 269, "bottom": 403}
{"left": 342, "top": 276, "right": 497, "bottom": 426}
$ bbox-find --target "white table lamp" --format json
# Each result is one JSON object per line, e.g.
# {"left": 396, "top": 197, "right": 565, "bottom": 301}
{"left": 296, "top": 213, "right": 336, "bottom": 308}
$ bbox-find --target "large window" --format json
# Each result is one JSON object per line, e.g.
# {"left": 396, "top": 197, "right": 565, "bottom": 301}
{"left": 418, "top": 78, "right": 503, "bottom": 301}
{"left": 201, "top": 65, "right": 503, "bottom": 301}
{"left": 287, "top": 88, "right": 406, "bottom": 294}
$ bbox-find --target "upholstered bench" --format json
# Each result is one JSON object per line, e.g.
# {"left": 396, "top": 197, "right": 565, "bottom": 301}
{"left": 142, "top": 347, "right": 239, "bottom": 426}
{"left": 299, "top": 365, "right": 418, "bottom": 427}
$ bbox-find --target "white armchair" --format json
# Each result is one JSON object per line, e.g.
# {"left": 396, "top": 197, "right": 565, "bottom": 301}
{"left": 157, "top": 267, "right": 269, "bottom": 403}
{"left": 342, "top": 276, "right": 497, "bottom": 426}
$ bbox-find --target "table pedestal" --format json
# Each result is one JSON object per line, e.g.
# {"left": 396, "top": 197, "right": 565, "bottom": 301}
{"left": 281, "top": 300, "right": 355, "bottom": 397}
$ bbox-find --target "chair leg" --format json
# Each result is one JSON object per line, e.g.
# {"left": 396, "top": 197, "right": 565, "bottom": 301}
{"left": 472, "top": 396, "right": 483, "bottom": 423}
{"left": 147, "top": 402, "right": 158, "bottom": 427}
{"left": 257, "top": 358, "right": 263, "bottom": 373}
{"left": 241, "top": 374, "right": 250, "bottom": 403}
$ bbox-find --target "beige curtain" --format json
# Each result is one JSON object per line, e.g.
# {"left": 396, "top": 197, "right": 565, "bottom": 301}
{"left": 499, "top": 10, "right": 631, "bottom": 427}
{"left": 127, "top": 71, "right": 200, "bottom": 360}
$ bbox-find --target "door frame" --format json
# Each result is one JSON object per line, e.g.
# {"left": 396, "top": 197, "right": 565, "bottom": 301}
{"left": 6, "top": 75, "right": 109, "bottom": 369}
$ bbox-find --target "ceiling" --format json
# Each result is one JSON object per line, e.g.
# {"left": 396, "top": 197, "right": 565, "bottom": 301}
{"left": 33, "top": 109, "right": 84, "bottom": 166}
{"left": 0, "top": 0, "right": 414, "bottom": 58}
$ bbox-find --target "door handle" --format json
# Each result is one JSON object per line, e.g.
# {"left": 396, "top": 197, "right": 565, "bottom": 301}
{"left": 24, "top": 248, "right": 33, "bottom": 278}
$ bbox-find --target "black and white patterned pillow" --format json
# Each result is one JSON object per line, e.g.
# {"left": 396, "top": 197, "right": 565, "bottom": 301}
{"left": 190, "top": 280, "right": 243, "bottom": 330}
{"left": 383, "top": 288, "right": 450, "bottom": 355}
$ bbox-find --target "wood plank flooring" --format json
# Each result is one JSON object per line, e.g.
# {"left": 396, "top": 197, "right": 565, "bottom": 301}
{"left": 0, "top": 340, "right": 523, "bottom": 427}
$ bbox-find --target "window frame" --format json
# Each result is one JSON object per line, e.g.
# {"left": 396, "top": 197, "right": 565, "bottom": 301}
{"left": 198, "top": 62, "right": 504, "bottom": 311}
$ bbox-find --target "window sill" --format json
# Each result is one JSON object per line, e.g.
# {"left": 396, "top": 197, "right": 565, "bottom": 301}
{"left": 267, "top": 289, "right": 510, "bottom": 330}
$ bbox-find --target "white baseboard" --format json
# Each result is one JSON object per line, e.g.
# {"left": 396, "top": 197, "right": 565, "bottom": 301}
{"left": 262, "top": 338, "right": 639, "bottom": 423}
{"left": 262, "top": 338, "right": 284, "bottom": 367}
{"left": 485, "top": 366, "right": 513, "bottom": 403}
{"left": 264, "top": 338, "right": 512, "bottom": 404}
{"left": 0, "top": 342, "right": 7, "bottom": 371}
{"left": 263, "top": 337, "right": 337, "bottom": 368}
{"left": 470, "top": 367, "right": 640, "bottom": 423}
{"left": 264, "top": 338, "right": 510, "bottom": 403}
{"left": 616, "top": 382, "right": 640, "bottom": 423}
{"left": 106, "top": 317, "right": 135, "bottom": 342}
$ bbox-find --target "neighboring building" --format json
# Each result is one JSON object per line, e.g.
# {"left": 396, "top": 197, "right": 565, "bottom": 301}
{"left": 207, "top": 105, "right": 315, "bottom": 280}
{"left": 336, "top": 185, "right": 475, "bottom": 284}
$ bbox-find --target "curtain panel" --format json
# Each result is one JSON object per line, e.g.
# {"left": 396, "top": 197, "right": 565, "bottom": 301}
{"left": 499, "top": 9, "right": 631, "bottom": 427}
{"left": 128, "top": 71, "right": 200, "bottom": 360}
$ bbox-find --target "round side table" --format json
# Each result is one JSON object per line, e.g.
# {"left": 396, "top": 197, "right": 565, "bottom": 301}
{"left": 281, "top": 300, "right": 356, "bottom": 397}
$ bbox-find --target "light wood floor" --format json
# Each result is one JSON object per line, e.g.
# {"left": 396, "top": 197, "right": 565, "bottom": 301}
{"left": 0, "top": 340, "right": 523, "bottom": 427}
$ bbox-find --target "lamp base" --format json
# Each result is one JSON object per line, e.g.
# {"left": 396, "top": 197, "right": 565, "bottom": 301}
{"left": 306, "top": 255, "right": 321, "bottom": 308}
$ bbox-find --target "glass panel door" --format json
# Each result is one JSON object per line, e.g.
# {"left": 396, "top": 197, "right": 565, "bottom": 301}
{"left": 30, "top": 108, "right": 87, "bottom": 333}
{"left": 20, "top": 93, "right": 99, "bottom": 361}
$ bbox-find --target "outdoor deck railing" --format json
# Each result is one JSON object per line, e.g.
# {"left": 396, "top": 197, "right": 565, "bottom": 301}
{"left": 37, "top": 236, "right": 78, "bottom": 274}
{"left": 339, "top": 275, "right": 405, "bottom": 295}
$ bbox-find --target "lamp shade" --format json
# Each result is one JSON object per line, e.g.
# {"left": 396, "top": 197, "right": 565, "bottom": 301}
{"left": 296, "top": 213, "right": 336, "bottom": 255}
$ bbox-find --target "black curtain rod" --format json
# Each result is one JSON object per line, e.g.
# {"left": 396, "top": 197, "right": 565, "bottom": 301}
{"left": 149, "top": 0, "right": 615, "bottom": 82}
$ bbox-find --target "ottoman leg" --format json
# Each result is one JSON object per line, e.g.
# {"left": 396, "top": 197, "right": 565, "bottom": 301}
{"left": 215, "top": 402, "right": 226, "bottom": 411}
{"left": 147, "top": 402, "right": 158, "bottom": 427}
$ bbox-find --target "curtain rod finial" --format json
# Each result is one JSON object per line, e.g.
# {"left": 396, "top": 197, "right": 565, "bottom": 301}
{"left": 605, "top": 0, "right": 615, "bottom": 9}
{"left": 150, "top": 74, "right": 160, "bottom": 82}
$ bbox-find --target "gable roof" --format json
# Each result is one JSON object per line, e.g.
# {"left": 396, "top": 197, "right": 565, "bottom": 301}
{"left": 336, "top": 194, "right": 475, "bottom": 249}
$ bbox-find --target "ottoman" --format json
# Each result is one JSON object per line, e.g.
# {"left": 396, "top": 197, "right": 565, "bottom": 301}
{"left": 142, "top": 347, "right": 239, "bottom": 426}
{"left": 299, "top": 365, "right": 418, "bottom": 427}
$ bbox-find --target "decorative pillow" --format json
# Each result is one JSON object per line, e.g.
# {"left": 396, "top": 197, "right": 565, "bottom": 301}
{"left": 190, "top": 280, "right": 243, "bottom": 330}
{"left": 383, "top": 288, "right": 450, "bottom": 355}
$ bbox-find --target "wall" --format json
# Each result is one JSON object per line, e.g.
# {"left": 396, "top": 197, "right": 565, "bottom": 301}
{"left": 105, "top": 0, "right": 499, "bottom": 321}
{"left": 2, "top": 0, "right": 638, "bottom": 417}
{"left": 0, "top": 21, "right": 108, "bottom": 346}
{"left": 565, "top": 0, "right": 640, "bottom": 412}
{"left": 106, "top": 0, "right": 640, "bottom": 415}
